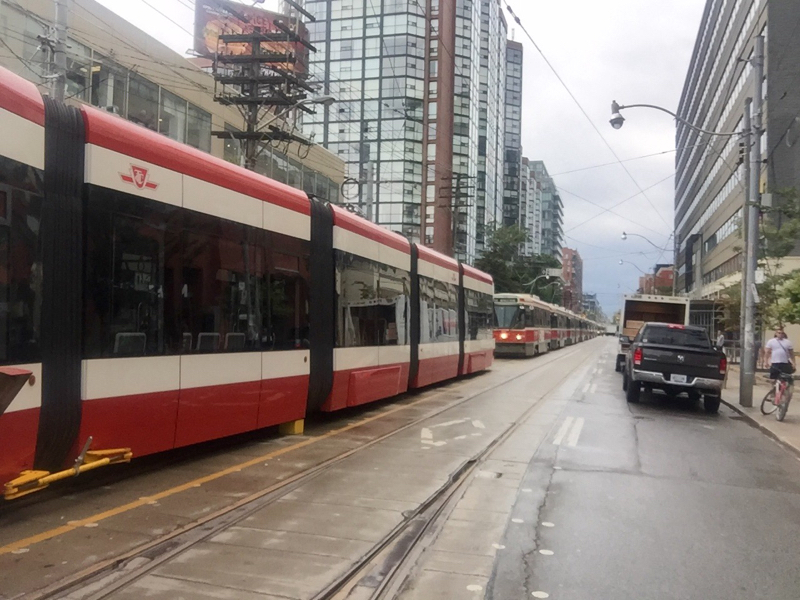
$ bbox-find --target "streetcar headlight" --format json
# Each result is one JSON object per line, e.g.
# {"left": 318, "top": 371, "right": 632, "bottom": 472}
{"left": 515, "top": 334, "right": 523, "bottom": 341}
{"left": 500, "top": 332, "right": 508, "bottom": 340}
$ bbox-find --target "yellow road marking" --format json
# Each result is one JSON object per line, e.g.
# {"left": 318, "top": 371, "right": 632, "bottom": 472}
{"left": 0, "top": 348, "right": 582, "bottom": 557}
{"left": 0, "top": 383, "right": 469, "bottom": 556}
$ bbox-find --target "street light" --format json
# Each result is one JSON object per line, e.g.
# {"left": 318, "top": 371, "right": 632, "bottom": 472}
{"left": 609, "top": 100, "right": 740, "bottom": 137}
{"left": 618, "top": 259, "right": 648, "bottom": 275}
{"left": 541, "top": 280, "right": 564, "bottom": 305}
{"left": 524, "top": 271, "right": 562, "bottom": 296}
{"left": 611, "top": 35, "right": 765, "bottom": 409}
{"left": 621, "top": 231, "right": 671, "bottom": 252}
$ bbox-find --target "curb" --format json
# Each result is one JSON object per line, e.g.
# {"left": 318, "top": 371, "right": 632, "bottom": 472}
{"left": 721, "top": 397, "right": 800, "bottom": 459}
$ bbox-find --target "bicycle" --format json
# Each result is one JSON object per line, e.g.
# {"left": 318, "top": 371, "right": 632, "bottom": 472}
{"left": 760, "top": 372, "right": 795, "bottom": 421}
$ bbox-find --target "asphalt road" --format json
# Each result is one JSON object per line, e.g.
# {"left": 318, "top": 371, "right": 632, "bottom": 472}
{"left": 488, "top": 338, "right": 800, "bottom": 600}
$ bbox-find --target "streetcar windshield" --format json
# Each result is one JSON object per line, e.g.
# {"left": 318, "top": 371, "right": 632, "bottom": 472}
{"left": 494, "top": 306, "right": 522, "bottom": 329}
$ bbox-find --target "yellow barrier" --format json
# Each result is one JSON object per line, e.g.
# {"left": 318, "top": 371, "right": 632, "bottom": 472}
{"left": 4, "top": 447, "right": 132, "bottom": 500}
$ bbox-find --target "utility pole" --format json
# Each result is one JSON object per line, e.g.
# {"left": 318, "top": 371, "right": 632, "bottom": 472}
{"left": 739, "top": 99, "right": 752, "bottom": 369}
{"left": 52, "top": 0, "right": 69, "bottom": 101}
{"left": 208, "top": 3, "right": 317, "bottom": 172}
{"left": 740, "top": 35, "right": 764, "bottom": 407}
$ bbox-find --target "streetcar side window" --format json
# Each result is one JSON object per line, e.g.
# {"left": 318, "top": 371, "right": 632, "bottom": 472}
{"left": 261, "top": 232, "right": 310, "bottom": 351}
{"left": 84, "top": 188, "right": 181, "bottom": 358}
{"left": 419, "top": 275, "right": 457, "bottom": 344}
{"left": 465, "top": 290, "right": 492, "bottom": 341}
{"left": 182, "top": 211, "right": 264, "bottom": 353}
{"left": 335, "top": 250, "right": 410, "bottom": 348}
{"left": 0, "top": 156, "right": 43, "bottom": 365}
{"left": 83, "top": 187, "right": 311, "bottom": 358}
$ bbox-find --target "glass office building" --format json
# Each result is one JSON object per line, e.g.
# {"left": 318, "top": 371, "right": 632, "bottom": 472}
{"left": 298, "top": 0, "right": 498, "bottom": 263}
{"left": 476, "top": 0, "right": 507, "bottom": 255}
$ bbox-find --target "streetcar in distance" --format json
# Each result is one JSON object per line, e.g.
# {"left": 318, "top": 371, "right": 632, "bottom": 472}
{"left": 0, "top": 67, "right": 495, "bottom": 498}
{"left": 493, "top": 293, "right": 600, "bottom": 357}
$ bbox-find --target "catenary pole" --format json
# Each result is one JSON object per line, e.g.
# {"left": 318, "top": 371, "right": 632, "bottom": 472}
{"left": 53, "top": 0, "right": 69, "bottom": 101}
{"left": 740, "top": 35, "right": 764, "bottom": 408}
{"left": 739, "top": 99, "right": 751, "bottom": 372}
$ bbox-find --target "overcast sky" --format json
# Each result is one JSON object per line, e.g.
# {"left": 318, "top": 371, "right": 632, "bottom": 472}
{"left": 98, "top": 0, "right": 706, "bottom": 316}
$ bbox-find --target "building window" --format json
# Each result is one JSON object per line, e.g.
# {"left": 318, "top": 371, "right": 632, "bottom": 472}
{"left": 65, "top": 39, "right": 92, "bottom": 102}
{"left": 187, "top": 104, "right": 212, "bottom": 152}
{"left": 91, "top": 55, "right": 128, "bottom": 116}
{"left": 159, "top": 89, "right": 187, "bottom": 143}
{"left": 128, "top": 73, "right": 159, "bottom": 131}
{"left": 222, "top": 123, "right": 241, "bottom": 165}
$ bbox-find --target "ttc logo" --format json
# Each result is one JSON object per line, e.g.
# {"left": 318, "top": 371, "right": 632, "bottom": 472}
{"left": 120, "top": 165, "right": 159, "bottom": 190}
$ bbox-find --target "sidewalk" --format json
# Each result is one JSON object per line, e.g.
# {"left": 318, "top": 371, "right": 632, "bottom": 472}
{"left": 722, "top": 365, "right": 800, "bottom": 457}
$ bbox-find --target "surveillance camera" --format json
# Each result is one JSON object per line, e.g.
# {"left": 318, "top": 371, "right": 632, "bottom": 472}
{"left": 610, "top": 113, "right": 625, "bottom": 130}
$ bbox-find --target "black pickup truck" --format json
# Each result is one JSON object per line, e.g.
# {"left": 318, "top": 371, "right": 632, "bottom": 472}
{"left": 622, "top": 322, "right": 727, "bottom": 413}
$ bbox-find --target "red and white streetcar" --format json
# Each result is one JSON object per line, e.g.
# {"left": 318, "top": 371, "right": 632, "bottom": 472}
{"left": 0, "top": 66, "right": 495, "bottom": 498}
{"left": 493, "top": 293, "right": 600, "bottom": 357}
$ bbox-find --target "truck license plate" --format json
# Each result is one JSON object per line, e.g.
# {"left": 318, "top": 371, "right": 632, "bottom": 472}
{"left": 671, "top": 374, "right": 688, "bottom": 384}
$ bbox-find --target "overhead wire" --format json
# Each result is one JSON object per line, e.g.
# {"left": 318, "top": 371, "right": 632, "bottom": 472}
{"left": 550, "top": 140, "right": 720, "bottom": 177}
{"left": 503, "top": 1, "right": 673, "bottom": 229}
{"left": 133, "top": 0, "right": 197, "bottom": 40}
{"left": 67, "top": 1, "right": 211, "bottom": 93}
{"left": 0, "top": 37, "right": 48, "bottom": 82}
{"left": 560, "top": 173, "right": 675, "bottom": 236}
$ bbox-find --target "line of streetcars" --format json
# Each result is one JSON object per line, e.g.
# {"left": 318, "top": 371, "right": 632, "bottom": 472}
{"left": 0, "top": 64, "right": 597, "bottom": 497}
{"left": 493, "top": 293, "right": 602, "bottom": 357}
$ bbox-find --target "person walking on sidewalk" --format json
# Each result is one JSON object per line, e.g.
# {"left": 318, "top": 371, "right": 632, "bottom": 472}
{"left": 765, "top": 327, "right": 795, "bottom": 379}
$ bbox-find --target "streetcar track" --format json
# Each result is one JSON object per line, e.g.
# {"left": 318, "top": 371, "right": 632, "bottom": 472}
{"left": 316, "top": 347, "right": 595, "bottom": 600}
{"left": 30, "top": 344, "right": 593, "bottom": 600}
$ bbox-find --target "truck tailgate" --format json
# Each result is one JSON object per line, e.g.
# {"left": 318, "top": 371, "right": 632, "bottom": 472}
{"left": 640, "top": 344, "right": 722, "bottom": 380}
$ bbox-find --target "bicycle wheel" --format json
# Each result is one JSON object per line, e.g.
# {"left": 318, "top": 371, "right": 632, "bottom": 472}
{"left": 761, "top": 387, "right": 777, "bottom": 415}
{"left": 777, "top": 386, "right": 792, "bottom": 421}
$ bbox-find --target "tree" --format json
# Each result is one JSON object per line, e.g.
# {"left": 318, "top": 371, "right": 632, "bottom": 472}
{"left": 475, "top": 226, "right": 561, "bottom": 298}
{"left": 718, "top": 281, "right": 741, "bottom": 332}
{"left": 774, "top": 271, "right": 800, "bottom": 325}
{"left": 720, "top": 188, "right": 800, "bottom": 330}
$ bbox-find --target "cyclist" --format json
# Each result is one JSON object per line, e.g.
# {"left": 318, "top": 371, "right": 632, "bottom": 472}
{"left": 765, "top": 327, "right": 795, "bottom": 380}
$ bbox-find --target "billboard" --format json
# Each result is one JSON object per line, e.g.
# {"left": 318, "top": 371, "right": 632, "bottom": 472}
{"left": 194, "top": 0, "right": 309, "bottom": 73}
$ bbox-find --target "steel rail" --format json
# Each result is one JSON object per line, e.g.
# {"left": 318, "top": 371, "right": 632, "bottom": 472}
{"left": 34, "top": 344, "right": 590, "bottom": 600}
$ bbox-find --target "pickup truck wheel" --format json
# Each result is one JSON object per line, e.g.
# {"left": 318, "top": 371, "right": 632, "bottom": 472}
{"left": 615, "top": 357, "right": 622, "bottom": 372}
{"left": 625, "top": 376, "right": 640, "bottom": 403}
{"left": 622, "top": 371, "right": 628, "bottom": 391}
{"left": 703, "top": 395, "right": 721, "bottom": 414}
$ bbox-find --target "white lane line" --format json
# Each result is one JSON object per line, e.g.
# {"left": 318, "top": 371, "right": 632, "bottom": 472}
{"left": 471, "top": 419, "right": 486, "bottom": 429}
{"left": 581, "top": 383, "right": 590, "bottom": 394}
{"left": 432, "top": 419, "right": 467, "bottom": 429}
{"left": 589, "top": 383, "right": 598, "bottom": 394}
{"left": 552, "top": 417, "right": 574, "bottom": 446}
{"left": 421, "top": 427, "right": 447, "bottom": 447}
{"left": 567, "top": 417, "right": 585, "bottom": 447}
